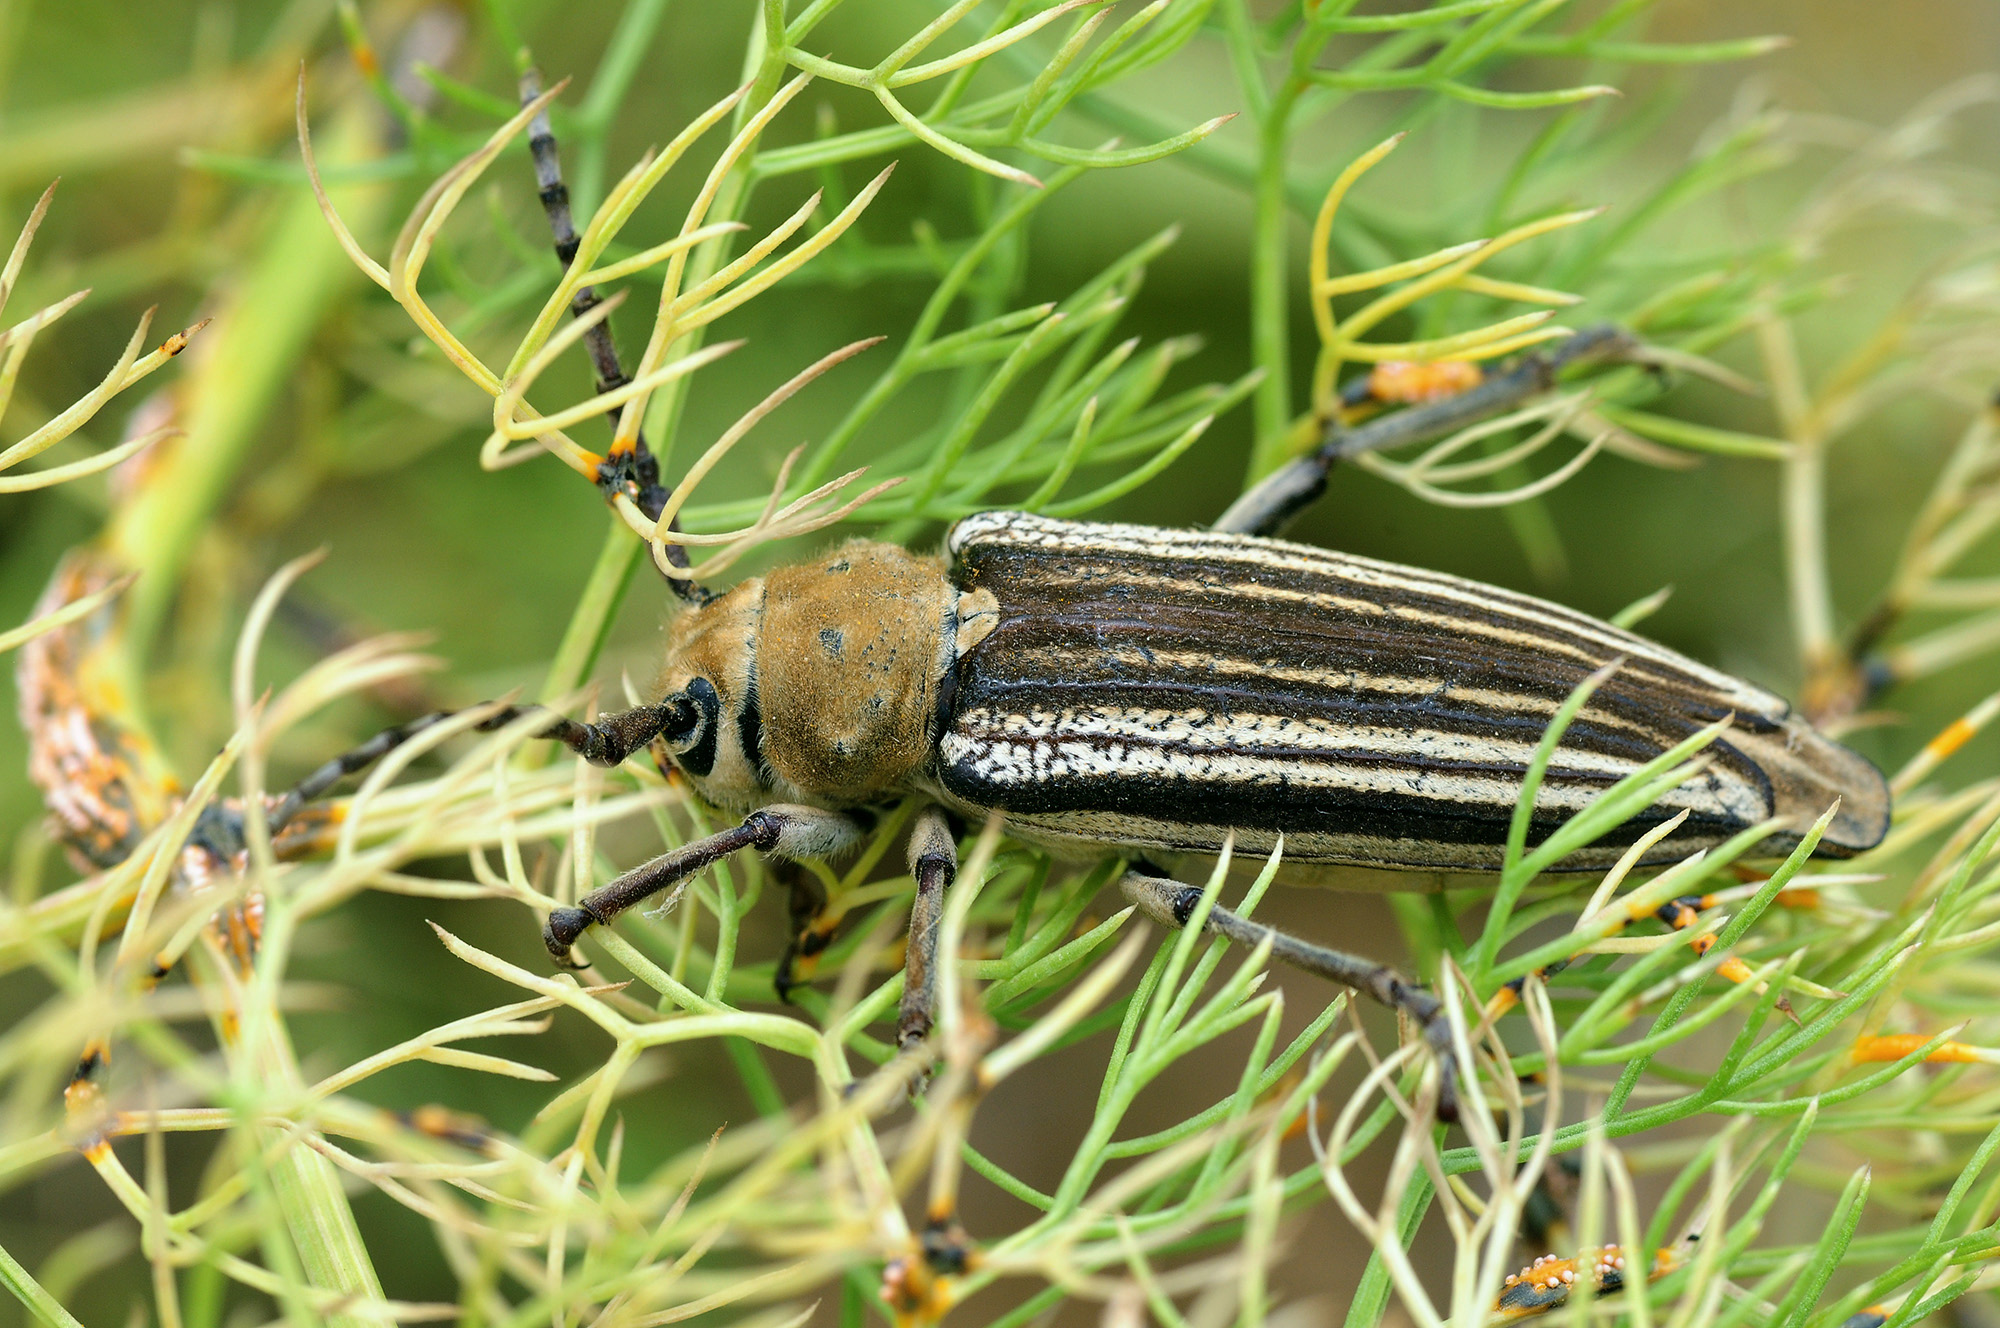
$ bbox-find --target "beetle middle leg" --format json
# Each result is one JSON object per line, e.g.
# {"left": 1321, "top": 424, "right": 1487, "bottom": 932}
{"left": 771, "top": 858, "right": 831, "bottom": 1003}
{"left": 1118, "top": 867, "right": 1464, "bottom": 1118}
{"left": 897, "top": 808, "right": 959, "bottom": 1052}
{"left": 544, "top": 804, "right": 865, "bottom": 964}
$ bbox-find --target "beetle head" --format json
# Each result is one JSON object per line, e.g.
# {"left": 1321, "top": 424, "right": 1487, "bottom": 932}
{"left": 652, "top": 577, "right": 770, "bottom": 812}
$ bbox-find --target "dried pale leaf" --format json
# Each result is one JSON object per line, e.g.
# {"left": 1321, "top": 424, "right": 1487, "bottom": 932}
{"left": 415, "top": 1048, "right": 558, "bottom": 1082}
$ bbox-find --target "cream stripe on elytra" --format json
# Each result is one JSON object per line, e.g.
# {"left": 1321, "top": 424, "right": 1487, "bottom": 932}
{"left": 939, "top": 716, "right": 1764, "bottom": 821}
{"left": 995, "top": 641, "right": 1664, "bottom": 740}
{"left": 956, "top": 703, "right": 1646, "bottom": 776}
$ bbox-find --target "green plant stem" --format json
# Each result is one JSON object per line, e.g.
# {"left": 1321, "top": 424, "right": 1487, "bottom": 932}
{"left": 535, "top": 511, "right": 644, "bottom": 716}
{"left": 105, "top": 98, "right": 395, "bottom": 663}
{"left": 1759, "top": 313, "right": 1837, "bottom": 676}
{"left": 0, "top": 1238, "right": 85, "bottom": 1328}
{"left": 1343, "top": 1171, "right": 1433, "bottom": 1328}
{"left": 236, "top": 988, "right": 391, "bottom": 1328}
{"left": 1248, "top": 96, "right": 1302, "bottom": 475}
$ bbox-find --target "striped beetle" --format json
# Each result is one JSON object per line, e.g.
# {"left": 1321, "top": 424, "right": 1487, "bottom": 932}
{"left": 258, "top": 327, "right": 1890, "bottom": 1122}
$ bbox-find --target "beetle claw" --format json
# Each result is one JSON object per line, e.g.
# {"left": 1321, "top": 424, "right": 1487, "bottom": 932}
{"left": 1412, "top": 1003, "right": 1466, "bottom": 1124}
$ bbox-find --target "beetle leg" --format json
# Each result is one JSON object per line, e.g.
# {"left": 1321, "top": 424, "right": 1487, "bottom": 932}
{"left": 263, "top": 702, "right": 676, "bottom": 835}
{"left": 897, "top": 808, "right": 960, "bottom": 1053}
{"left": 771, "top": 859, "right": 831, "bottom": 1003}
{"left": 544, "top": 804, "right": 864, "bottom": 965}
{"left": 1118, "top": 869, "right": 1464, "bottom": 1120}
{"left": 1212, "top": 325, "right": 1637, "bottom": 538}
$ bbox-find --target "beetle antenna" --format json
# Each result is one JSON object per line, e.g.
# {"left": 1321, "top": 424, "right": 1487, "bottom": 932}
{"left": 519, "top": 66, "right": 711, "bottom": 605}
{"left": 262, "top": 701, "right": 676, "bottom": 839}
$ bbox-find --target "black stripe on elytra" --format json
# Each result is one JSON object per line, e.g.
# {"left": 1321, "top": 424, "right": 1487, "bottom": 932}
{"left": 935, "top": 750, "right": 1747, "bottom": 852}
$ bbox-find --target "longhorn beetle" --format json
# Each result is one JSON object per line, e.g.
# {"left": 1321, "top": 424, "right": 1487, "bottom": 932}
{"left": 257, "top": 321, "right": 1890, "bottom": 1124}
{"left": 246, "top": 79, "right": 1893, "bottom": 1126}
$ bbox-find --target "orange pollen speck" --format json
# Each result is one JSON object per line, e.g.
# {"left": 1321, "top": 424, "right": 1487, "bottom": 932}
{"left": 1369, "top": 359, "right": 1483, "bottom": 404}
{"left": 1717, "top": 956, "right": 1756, "bottom": 984}
{"left": 1852, "top": 1033, "right": 1989, "bottom": 1064}
{"left": 1925, "top": 716, "right": 1980, "bottom": 763}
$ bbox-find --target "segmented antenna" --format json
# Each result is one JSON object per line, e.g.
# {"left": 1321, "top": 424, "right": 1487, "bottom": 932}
{"left": 518, "top": 67, "right": 709, "bottom": 604}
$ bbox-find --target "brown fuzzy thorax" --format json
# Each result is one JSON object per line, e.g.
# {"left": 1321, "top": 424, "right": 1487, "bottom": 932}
{"left": 758, "top": 541, "right": 958, "bottom": 806}
{"left": 654, "top": 540, "right": 962, "bottom": 812}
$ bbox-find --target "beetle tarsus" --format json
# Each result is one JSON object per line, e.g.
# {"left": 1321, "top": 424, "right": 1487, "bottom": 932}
{"left": 544, "top": 906, "right": 597, "bottom": 963}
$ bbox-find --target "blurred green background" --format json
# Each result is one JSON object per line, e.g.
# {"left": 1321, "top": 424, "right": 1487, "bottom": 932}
{"left": 3, "top": 1, "right": 1997, "bottom": 1322}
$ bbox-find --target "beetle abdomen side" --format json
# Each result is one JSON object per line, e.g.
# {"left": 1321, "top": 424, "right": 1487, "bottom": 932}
{"left": 933, "top": 512, "right": 1889, "bottom": 872}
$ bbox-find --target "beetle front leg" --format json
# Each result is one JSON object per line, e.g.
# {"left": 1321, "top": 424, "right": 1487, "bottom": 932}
{"left": 1118, "top": 869, "right": 1465, "bottom": 1120}
{"left": 544, "top": 804, "right": 865, "bottom": 964}
{"left": 897, "top": 808, "right": 959, "bottom": 1053}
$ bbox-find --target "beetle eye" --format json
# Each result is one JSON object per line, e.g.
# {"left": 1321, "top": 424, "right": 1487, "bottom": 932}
{"left": 659, "top": 693, "right": 701, "bottom": 745}
{"left": 662, "top": 676, "right": 721, "bottom": 776}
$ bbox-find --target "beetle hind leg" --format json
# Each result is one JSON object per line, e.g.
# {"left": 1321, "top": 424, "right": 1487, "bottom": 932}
{"left": 1118, "top": 869, "right": 1464, "bottom": 1120}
